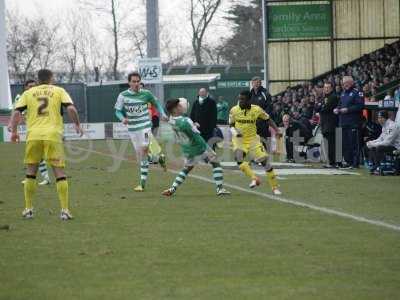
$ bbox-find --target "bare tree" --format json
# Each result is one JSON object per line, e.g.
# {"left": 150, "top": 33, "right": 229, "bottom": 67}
{"left": 203, "top": 43, "right": 226, "bottom": 65}
{"left": 189, "top": 0, "right": 222, "bottom": 65}
{"left": 110, "top": 0, "right": 119, "bottom": 79}
{"left": 122, "top": 21, "right": 147, "bottom": 63}
{"left": 60, "top": 12, "right": 84, "bottom": 83}
{"left": 6, "top": 10, "right": 51, "bottom": 81}
{"left": 37, "top": 23, "right": 62, "bottom": 69}
{"left": 160, "top": 21, "right": 191, "bottom": 65}
{"left": 81, "top": 0, "right": 132, "bottom": 80}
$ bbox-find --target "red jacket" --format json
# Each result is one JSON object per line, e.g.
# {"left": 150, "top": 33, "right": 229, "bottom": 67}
{"left": 149, "top": 104, "right": 159, "bottom": 118}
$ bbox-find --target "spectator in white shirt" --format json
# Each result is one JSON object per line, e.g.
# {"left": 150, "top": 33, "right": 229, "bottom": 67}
{"left": 367, "top": 110, "right": 400, "bottom": 172}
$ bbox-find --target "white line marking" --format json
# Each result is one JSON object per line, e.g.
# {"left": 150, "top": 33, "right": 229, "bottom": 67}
{"left": 71, "top": 145, "right": 400, "bottom": 232}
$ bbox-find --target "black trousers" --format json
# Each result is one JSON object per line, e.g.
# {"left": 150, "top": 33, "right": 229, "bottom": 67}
{"left": 323, "top": 131, "right": 336, "bottom": 165}
{"left": 369, "top": 145, "right": 397, "bottom": 167}
{"left": 285, "top": 137, "right": 306, "bottom": 161}
{"left": 342, "top": 127, "right": 360, "bottom": 167}
{"left": 201, "top": 132, "right": 217, "bottom": 150}
{"left": 285, "top": 137, "right": 294, "bottom": 160}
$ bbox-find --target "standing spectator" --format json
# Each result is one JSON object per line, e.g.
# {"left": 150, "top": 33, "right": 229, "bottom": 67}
{"left": 190, "top": 88, "right": 217, "bottom": 145}
{"left": 316, "top": 82, "right": 339, "bottom": 168}
{"left": 250, "top": 76, "right": 273, "bottom": 148}
{"left": 366, "top": 110, "right": 400, "bottom": 173}
{"left": 216, "top": 96, "right": 229, "bottom": 125}
{"left": 334, "top": 76, "right": 364, "bottom": 168}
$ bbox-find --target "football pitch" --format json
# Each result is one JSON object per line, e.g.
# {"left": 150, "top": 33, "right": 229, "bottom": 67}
{"left": 0, "top": 140, "right": 399, "bottom": 299}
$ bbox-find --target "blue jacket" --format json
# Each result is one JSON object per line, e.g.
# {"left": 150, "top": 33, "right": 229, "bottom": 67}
{"left": 338, "top": 88, "right": 364, "bottom": 128}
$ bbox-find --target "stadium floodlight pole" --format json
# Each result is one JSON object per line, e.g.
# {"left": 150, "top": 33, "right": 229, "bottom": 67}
{"left": 146, "top": 0, "right": 164, "bottom": 104}
{"left": 0, "top": 0, "right": 12, "bottom": 110}
{"left": 261, "top": 0, "right": 269, "bottom": 92}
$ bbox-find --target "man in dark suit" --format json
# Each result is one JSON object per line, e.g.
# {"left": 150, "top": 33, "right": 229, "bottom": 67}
{"left": 316, "top": 82, "right": 339, "bottom": 167}
{"left": 190, "top": 88, "right": 217, "bottom": 146}
{"left": 250, "top": 76, "right": 273, "bottom": 148}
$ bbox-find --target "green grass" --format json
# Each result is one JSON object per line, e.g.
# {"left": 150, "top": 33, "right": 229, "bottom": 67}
{"left": 0, "top": 140, "right": 400, "bottom": 300}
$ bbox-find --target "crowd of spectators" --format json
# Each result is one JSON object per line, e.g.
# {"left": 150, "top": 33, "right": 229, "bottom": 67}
{"left": 269, "top": 40, "right": 400, "bottom": 127}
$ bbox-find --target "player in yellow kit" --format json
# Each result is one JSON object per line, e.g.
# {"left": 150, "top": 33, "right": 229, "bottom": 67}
{"left": 8, "top": 69, "right": 83, "bottom": 220}
{"left": 229, "top": 90, "right": 282, "bottom": 195}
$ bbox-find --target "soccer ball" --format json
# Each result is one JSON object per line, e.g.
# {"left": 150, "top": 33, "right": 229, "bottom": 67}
{"left": 178, "top": 97, "right": 189, "bottom": 113}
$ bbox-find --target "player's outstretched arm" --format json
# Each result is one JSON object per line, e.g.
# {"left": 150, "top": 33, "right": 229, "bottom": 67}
{"left": 149, "top": 96, "right": 168, "bottom": 121}
{"left": 66, "top": 105, "right": 84, "bottom": 136}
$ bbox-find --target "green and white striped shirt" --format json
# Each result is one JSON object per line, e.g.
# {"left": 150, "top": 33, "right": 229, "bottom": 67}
{"left": 114, "top": 89, "right": 165, "bottom": 132}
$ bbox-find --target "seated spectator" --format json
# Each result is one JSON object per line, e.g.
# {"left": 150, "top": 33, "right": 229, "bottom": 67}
{"left": 361, "top": 116, "right": 382, "bottom": 166}
{"left": 366, "top": 110, "right": 400, "bottom": 173}
{"left": 283, "top": 114, "right": 313, "bottom": 162}
{"left": 394, "top": 86, "right": 400, "bottom": 103}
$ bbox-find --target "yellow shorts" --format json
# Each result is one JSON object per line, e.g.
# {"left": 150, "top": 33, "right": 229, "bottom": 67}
{"left": 232, "top": 136, "right": 268, "bottom": 161}
{"left": 24, "top": 140, "right": 65, "bottom": 168}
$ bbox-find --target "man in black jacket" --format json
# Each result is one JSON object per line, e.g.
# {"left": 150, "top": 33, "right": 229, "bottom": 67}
{"left": 316, "top": 82, "right": 339, "bottom": 167}
{"left": 190, "top": 88, "right": 217, "bottom": 145}
{"left": 250, "top": 77, "right": 273, "bottom": 148}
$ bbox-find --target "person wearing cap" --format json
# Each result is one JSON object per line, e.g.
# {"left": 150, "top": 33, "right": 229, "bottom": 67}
{"left": 250, "top": 76, "right": 273, "bottom": 149}
{"left": 366, "top": 110, "right": 400, "bottom": 173}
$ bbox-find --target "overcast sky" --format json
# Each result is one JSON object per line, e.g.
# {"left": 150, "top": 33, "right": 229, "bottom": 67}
{"left": 5, "top": 0, "right": 233, "bottom": 67}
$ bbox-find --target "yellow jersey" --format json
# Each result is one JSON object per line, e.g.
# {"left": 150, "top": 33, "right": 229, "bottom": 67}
{"left": 229, "top": 104, "right": 269, "bottom": 139}
{"left": 15, "top": 84, "right": 73, "bottom": 142}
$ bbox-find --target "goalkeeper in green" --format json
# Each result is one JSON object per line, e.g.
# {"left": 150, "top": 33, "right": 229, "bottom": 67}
{"left": 162, "top": 98, "right": 230, "bottom": 197}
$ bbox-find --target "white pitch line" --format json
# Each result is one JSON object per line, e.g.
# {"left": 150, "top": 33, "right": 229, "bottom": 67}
{"left": 70, "top": 145, "right": 400, "bottom": 232}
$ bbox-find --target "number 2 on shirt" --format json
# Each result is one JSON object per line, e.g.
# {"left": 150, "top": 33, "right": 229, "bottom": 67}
{"left": 37, "top": 97, "right": 49, "bottom": 116}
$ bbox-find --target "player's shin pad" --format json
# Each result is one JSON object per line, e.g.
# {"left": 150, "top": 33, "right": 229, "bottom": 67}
{"left": 212, "top": 163, "right": 223, "bottom": 188}
{"left": 266, "top": 169, "right": 278, "bottom": 190}
{"left": 140, "top": 160, "right": 149, "bottom": 188}
{"left": 38, "top": 161, "right": 50, "bottom": 180}
{"left": 172, "top": 167, "right": 191, "bottom": 190}
{"left": 24, "top": 176, "right": 37, "bottom": 209}
{"left": 56, "top": 177, "right": 69, "bottom": 210}
{"left": 239, "top": 162, "right": 256, "bottom": 179}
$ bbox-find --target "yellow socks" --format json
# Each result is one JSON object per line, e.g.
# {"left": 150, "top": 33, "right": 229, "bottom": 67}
{"left": 56, "top": 178, "right": 69, "bottom": 210}
{"left": 239, "top": 162, "right": 256, "bottom": 179}
{"left": 266, "top": 169, "right": 278, "bottom": 190}
{"left": 24, "top": 176, "right": 37, "bottom": 209}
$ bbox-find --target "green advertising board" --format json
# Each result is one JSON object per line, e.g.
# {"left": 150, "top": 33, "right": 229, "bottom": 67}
{"left": 268, "top": 4, "right": 331, "bottom": 39}
{"left": 217, "top": 81, "right": 249, "bottom": 89}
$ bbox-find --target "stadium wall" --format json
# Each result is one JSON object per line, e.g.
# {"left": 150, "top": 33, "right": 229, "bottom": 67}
{"left": 266, "top": 0, "right": 400, "bottom": 94}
